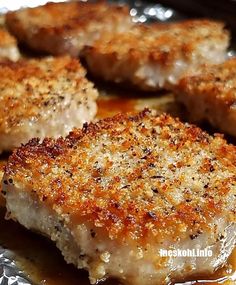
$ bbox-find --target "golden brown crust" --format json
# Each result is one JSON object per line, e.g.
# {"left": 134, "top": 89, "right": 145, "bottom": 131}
{"left": 0, "top": 28, "right": 20, "bottom": 61}
{"left": 0, "top": 28, "right": 16, "bottom": 46}
{"left": 83, "top": 19, "right": 229, "bottom": 90}
{"left": 5, "top": 110, "right": 236, "bottom": 243}
{"left": 177, "top": 58, "right": 236, "bottom": 105}
{"left": 0, "top": 56, "right": 91, "bottom": 133}
{"left": 175, "top": 58, "right": 236, "bottom": 136}
{"left": 6, "top": 1, "right": 132, "bottom": 56}
{"left": 84, "top": 19, "right": 229, "bottom": 68}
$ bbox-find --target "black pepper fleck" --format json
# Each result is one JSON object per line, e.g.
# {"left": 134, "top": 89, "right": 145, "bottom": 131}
{"left": 90, "top": 229, "right": 96, "bottom": 238}
{"left": 147, "top": 211, "right": 157, "bottom": 219}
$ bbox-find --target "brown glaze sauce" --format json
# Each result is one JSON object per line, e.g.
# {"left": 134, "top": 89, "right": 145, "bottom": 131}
{"left": 96, "top": 92, "right": 180, "bottom": 119}
{"left": 97, "top": 96, "right": 137, "bottom": 118}
{"left": 0, "top": 95, "right": 235, "bottom": 285}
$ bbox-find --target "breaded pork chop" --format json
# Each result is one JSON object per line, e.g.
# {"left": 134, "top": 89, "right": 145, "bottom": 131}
{"left": 175, "top": 58, "right": 236, "bottom": 137}
{"left": 83, "top": 20, "right": 229, "bottom": 91}
{"left": 0, "top": 28, "right": 20, "bottom": 61}
{"left": 5, "top": 1, "right": 133, "bottom": 57}
{"left": 0, "top": 56, "right": 98, "bottom": 153}
{"left": 2, "top": 110, "right": 236, "bottom": 285}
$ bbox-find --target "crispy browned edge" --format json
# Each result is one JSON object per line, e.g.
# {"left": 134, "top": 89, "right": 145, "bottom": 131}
{"left": 3, "top": 109, "right": 236, "bottom": 242}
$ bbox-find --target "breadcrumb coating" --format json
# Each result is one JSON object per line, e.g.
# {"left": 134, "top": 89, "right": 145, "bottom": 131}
{"left": 0, "top": 56, "right": 98, "bottom": 152}
{"left": 6, "top": 1, "right": 133, "bottom": 57}
{"left": 3, "top": 110, "right": 236, "bottom": 284}
{"left": 83, "top": 20, "right": 229, "bottom": 90}
{"left": 5, "top": 110, "right": 236, "bottom": 242}
{"left": 175, "top": 57, "right": 236, "bottom": 137}
{"left": 0, "top": 28, "right": 20, "bottom": 61}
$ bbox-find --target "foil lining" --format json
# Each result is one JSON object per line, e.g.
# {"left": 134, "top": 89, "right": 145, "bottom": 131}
{"left": 0, "top": 246, "right": 32, "bottom": 285}
{"left": 0, "top": 1, "right": 235, "bottom": 285}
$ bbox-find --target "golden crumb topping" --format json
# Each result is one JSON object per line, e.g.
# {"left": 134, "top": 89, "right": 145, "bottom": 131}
{"left": 5, "top": 110, "right": 236, "bottom": 243}
{"left": 0, "top": 28, "right": 16, "bottom": 46}
{"left": 0, "top": 56, "right": 94, "bottom": 133}
{"left": 6, "top": 2, "right": 132, "bottom": 56}
{"left": 177, "top": 57, "right": 236, "bottom": 106}
{"left": 84, "top": 20, "right": 229, "bottom": 67}
{"left": 7, "top": 1, "right": 130, "bottom": 33}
